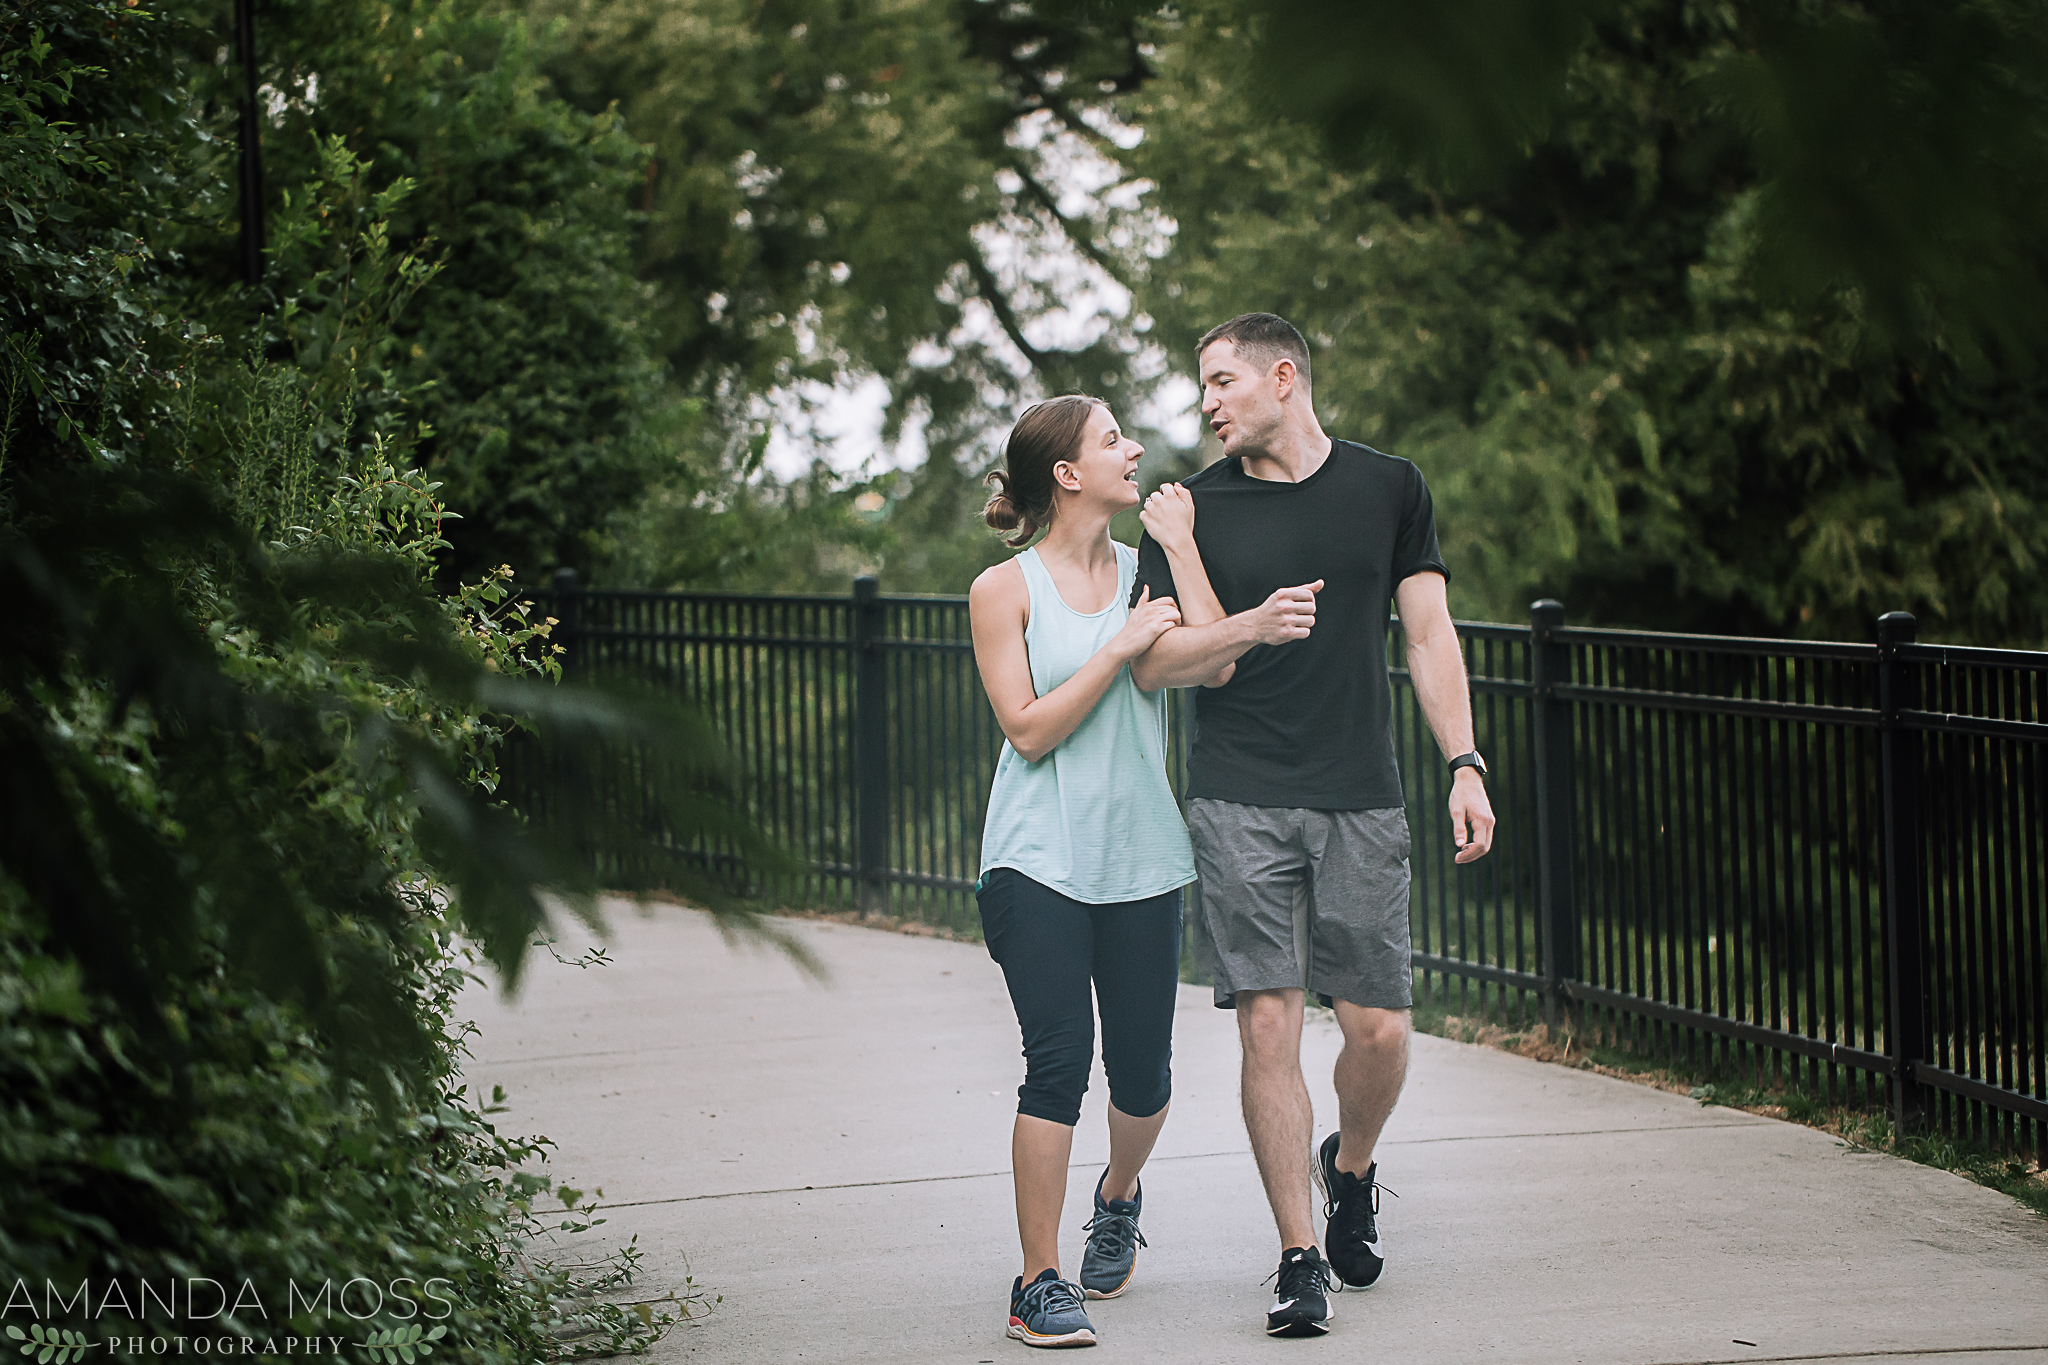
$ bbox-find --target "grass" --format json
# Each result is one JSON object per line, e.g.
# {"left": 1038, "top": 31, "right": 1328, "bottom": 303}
{"left": 1408, "top": 994, "right": 2048, "bottom": 1220}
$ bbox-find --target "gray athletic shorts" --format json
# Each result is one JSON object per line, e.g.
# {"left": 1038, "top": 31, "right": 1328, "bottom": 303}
{"left": 1186, "top": 798, "right": 1413, "bottom": 1011}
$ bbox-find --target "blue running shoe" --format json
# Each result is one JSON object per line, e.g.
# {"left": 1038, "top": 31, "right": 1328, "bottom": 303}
{"left": 1008, "top": 1270, "right": 1096, "bottom": 1348}
{"left": 1078, "top": 1172, "right": 1146, "bottom": 1299}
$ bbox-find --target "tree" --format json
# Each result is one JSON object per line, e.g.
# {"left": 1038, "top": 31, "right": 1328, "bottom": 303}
{"left": 531, "top": 0, "right": 1153, "bottom": 434}
{"left": 1119, "top": 0, "right": 2048, "bottom": 644}
{"left": 1, "top": 6, "right": 781, "bottom": 1351}
{"left": 175, "top": 0, "right": 678, "bottom": 583}
{"left": 1230, "top": 0, "right": 2048, "bottom": 371}
{"left": 517, "top": 0, "right": 1186, "bottom": 596}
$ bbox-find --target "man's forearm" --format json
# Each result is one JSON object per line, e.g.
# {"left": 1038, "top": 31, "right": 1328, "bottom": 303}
{"left": 1405, "top": 627, "right": 1474, "bottom": 757}
{"left": 1131, "top": 613, "right": 1259, "bottom": 691}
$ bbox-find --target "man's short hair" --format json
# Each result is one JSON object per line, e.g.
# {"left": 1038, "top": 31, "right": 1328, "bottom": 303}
{"left": 1197, "top": 313, "right": 1312, "bottom": 388}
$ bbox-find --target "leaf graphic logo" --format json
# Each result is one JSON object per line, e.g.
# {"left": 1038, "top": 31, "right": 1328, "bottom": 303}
{"left": 357, "top": 1324, "right": 449, "bottom": 1363}
{"left": 5, "top": 1325, "right": 99, "bottom": 1364}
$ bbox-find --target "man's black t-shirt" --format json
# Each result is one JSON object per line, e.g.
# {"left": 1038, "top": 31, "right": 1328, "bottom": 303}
{"left": 1131, "top": 440, "right": 1448, "bottom": 810}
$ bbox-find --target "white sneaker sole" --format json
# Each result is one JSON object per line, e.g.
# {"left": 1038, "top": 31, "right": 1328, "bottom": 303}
{"left": 1007, "top": 1320, "right": 1097, "bottom": 1348}
{"left": 1265, "top": 1310, "right": 1332, "bottom": 1338}
{"left": 1081, "top": 1266, "right": 1133, "bottom": 1300}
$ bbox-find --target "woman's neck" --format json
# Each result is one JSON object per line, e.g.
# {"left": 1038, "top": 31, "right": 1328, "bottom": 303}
{"left": 1034, "top": 502, "right": 1120, "bottom": 571}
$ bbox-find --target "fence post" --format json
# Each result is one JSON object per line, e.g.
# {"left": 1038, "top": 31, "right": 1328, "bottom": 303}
{"left": 1530, "top": 599, "right": 1578, "bottom": 1031}
{"left": 551, "top": 567, "right": 581, "bottom": 678}
{"left": 853, "top": 575, "right": 889, "bottom": 916}
{"left": 1877, "top": 610, "right": 1930, "bottom": 1133}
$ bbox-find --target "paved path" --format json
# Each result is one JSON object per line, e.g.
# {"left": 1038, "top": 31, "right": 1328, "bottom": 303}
{"left": 460, "top": 903, "right": 2048, "bottom": 1365}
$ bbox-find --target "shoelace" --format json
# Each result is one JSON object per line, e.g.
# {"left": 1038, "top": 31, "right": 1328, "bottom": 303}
{"left": 1080, "top": 1208, "right": 1147, "bottom": 1259}
{"left": 1321, "top": 1176, "right": 1395, "bottom": 1294}
{"left": 1261, "top": 1252, "right": 1331, "bottom": 1302}
{"left": 1024, "top": 1276, "right": 1087, "bottom": 1318}
{"left": 1322, "top": 1173, "right": 1396, "bottom": 1226}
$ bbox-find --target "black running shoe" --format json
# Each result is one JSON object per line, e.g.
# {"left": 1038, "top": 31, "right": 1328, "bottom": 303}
{"left": 1264, "top": 1246, "right": 1333, "bottom": 1337}
{"left": 1314, "top": 1133, "right": 1385, "bottom": 1290}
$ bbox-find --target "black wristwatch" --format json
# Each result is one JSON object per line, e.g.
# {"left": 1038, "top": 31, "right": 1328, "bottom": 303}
{"left": 1448, "top": 751, "right": 1488, "bottom": 780}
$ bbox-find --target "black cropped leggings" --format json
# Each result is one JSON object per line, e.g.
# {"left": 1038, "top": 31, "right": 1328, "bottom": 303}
{"left": 976, "top": 867, "right": 1183, "bottom": 1128}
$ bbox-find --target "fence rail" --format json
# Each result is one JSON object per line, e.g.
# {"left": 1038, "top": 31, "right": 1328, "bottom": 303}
{"left": 507, "top": 572, "right": 2046, "bottom": 1155}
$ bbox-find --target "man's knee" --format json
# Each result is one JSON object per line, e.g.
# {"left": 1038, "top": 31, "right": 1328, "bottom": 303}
{"left": 1235, "top": 989, "right": 1305, "bottom": 1062}
{"left": 1337, "top": 1002, "right": 1411, "bottom": 1052}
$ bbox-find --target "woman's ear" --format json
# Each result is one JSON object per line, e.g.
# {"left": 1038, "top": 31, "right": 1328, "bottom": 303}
{"left": 1052, "top": 460, "right": 1083, "bottom": 492}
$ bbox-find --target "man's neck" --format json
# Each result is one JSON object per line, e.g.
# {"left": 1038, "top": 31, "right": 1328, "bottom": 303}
{"left": 1237, "top": 410, "right": 1332, "bottom": 484}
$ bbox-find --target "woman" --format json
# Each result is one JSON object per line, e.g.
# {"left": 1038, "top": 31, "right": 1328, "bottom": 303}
{"left": 968, "top": 395, "right": 1222, "bottom": 1349}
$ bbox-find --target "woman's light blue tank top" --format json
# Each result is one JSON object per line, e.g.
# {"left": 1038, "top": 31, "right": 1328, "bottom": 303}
{"left": 979, "top": 542, "right": 1195, "bottom": 903}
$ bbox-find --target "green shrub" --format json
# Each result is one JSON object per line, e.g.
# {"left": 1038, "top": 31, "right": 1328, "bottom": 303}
{"left": 0, "top": 4, "right": 775, "bottom": 1355}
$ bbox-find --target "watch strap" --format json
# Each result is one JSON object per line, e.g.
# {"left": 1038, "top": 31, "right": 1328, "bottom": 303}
{"left": 1448, "top": 751, "right": 1487, "bottom": 779}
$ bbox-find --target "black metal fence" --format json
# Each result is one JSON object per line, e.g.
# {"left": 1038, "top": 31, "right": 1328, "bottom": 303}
{"left": 511, "top": 573, "right": 2046, "bottom": 1154}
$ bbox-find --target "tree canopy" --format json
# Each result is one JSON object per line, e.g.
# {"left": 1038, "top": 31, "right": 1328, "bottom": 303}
{"left": 466, "top": 0, "right": 2048, "bottom": 645}
{"left": 1122, "top": 0, "right": 2048, "bottom": 642}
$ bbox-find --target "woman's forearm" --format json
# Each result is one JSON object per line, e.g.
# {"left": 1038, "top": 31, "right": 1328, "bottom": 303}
{"left": 1129, "top": 613, "right": 1259, "bottom": 691}
{"left": 1161, "top": 544, "right": 1225, "bottom": 625}
{"left": 1001, "top": 644, "right": 1132, "bottom": 763}
{"left": 1160, "top": 544, "right": 1236, "bottom": 686}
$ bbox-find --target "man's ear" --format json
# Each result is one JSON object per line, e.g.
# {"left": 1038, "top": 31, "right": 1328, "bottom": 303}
{"left": 1273, "top": 357, "right": 1298, "bottom": 401}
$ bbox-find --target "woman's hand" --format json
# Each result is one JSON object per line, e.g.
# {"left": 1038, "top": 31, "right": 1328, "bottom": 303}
{"left": 1139, "top": 483, "right": 1197, "bottom": 556}
{"left": 1111, "top": 585, "right": 1181, "bottom": 663}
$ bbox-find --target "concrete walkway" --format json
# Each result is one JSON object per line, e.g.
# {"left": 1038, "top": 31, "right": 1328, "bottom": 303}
{"left": 460, "top": 903, "right": 2048, "bottom": 1365}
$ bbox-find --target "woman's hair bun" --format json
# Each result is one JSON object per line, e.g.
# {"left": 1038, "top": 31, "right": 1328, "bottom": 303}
{"left": 983, "top": 394, "right": 1103, "bottom": 548}
{"left": 983, "top": 471, "right": 1022, "bottom": 531}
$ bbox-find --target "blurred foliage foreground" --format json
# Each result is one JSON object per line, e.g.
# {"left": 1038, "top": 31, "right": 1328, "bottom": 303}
{"left": 0, "top": 4, "right": 788, "bottom": 1358}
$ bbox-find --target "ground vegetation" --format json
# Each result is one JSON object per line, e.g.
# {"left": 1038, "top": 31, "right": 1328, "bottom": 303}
{"left": 1, "top": 2, "right": 776, "bottom": 1353}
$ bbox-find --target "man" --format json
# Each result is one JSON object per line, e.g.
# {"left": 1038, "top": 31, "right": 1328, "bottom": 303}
{"left": 1128, "top": 313, "right": 1495, "bottom": 1338}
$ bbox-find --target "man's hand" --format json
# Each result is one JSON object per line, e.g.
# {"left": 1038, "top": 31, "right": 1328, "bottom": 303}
{"left": 1449, "top": 768, "right": 1495, "bottom": 863}
{"left": 1127, "top": 579, "right": 1320, "bottom": 692}
{"left": 1249, "top": 579, "right": 1321, "bottom": 645}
